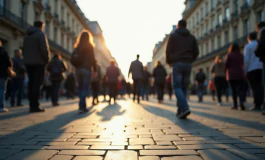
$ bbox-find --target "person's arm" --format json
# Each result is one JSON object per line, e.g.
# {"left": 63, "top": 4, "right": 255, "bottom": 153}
{"left": 225, "top": 55, "right": 229, "bottom": 71}
{"left": 192, "top": 37, "right": 199, "bottom": 61}
{"left": 39, "top": 33, "right": 50, "bottom": 64}
{"left": 62, "top": 61, "right": 68, "bottom": 72}
{"left": 244, "top": 45, "right": 251, "bottom": 76}
{"left": 165, "top": 34, "right": 174, "bottom": 64}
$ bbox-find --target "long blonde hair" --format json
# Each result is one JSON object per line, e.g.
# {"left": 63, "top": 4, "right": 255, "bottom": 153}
{"left": 74, "top": 30, "right": 95, "bottom": 51}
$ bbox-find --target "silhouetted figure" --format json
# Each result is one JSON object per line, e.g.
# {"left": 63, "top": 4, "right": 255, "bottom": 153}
{"left": 166, "top": 73, "right": 173, "bottom": 100}
{"left": 91, "top": 62, "right": 101, "bottom": 105}
{"left": 106, "top": 60, "right": 120, "bottom": 104}
{"left": 244, "top": 32, "right": 264, "bottom": 111}
{"left": 71, "top": 30, "right": 96, "bottom": 113}
{"left": 10, "top": 49, "right": 26, "bottom": 107}
{"left": 210, "top": 56, "right": 226, "bottom": 106}
{"left": 23, "top": 21, "right": 50, "bottom": 113}
{"left": 47, "top": 54, "right": 68, "bottom": 106}
{"left": 126, "top": 82, "right": 132, "bottom": 98}
{"left": 64, "top": 68, "right": 76, "bottom": 99}
{"left": 195, "top": 68, "right": 206, "bottom": 102}
{"left": 42, "top": 72, "right": 52, "bottom": 101}
{"left": 225, "top": 43, "right": 245, "bottom": 110}
{"left": 128, "top": 54, "right": 143, "bottom": 103}
{"left": 0, "top": 40, "right": 12, "bottom": 112}
{"left": 102, "top": 75, "right": 108, "bottom": 101}
{"left": 153, "top": 61, "right": 167, "bottom": 103}
{"left": 166, "top": 19, "right": 199, "bottom": 119}
{"left": 142, "top": 66, "right": 151, "bottom": 101}
{"left": 120, "top": 78, "right": 127, "bottom": 98}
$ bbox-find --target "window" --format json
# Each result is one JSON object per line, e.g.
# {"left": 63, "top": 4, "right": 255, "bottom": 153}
{"left": 0, "top": 0, "right": 7, "bottom": 8}
{"left": 54, "top": 27, "right": 57, "bottom": 42}
{"left": 201, "top": 8, "right": 204, "bottom": 18}
{"left": 257, "top": 11, "right": 264, "bottom": 22}
{"left": 201, "top": 26, "right": 204, "bottom": 36}
{"left": 45, "top": 22, "right": 49, "bottom": 36}
{"left": 233, "top": 0, "right": 238, "bottom": 14}
{"left": 61, "top": 6, "right": 64, "bottom": 20}
{"left": 212, "top": 38, "right": 215, "bottom": 51}
{"left": 245, "top": 0, "right": 250, "bottom": 5}
{"left": 211, "top": 19, "right": 215, "bottom": 30}
{"left": 243, "top": 19, "right": 249, "bottom": 36}
{"left": 67, "top": 12, "right": 69, "bottom": 26}
{"left": 211, "top": 0, "right": 215, "bottom": 9}
{"left": 206, "top": 42, "right": 209, "bottom": 54}
{"left": 218, "top": 13, "right": 222, "bottom": 26}
{"left": 197, "top": 13, "right": 199, "bottom": 24}
{"left": 61, "top": 33, "right": 64, "bottom": 46}
{"left": 45, "top": 0, "right": 49, "bottom": 5}
{"left": 66, "top": 37, "right": 69, "bottom": 50}
{"left": 20, "top": 2, "right": 26, "bottom": 20}
{"left": 225, "top": 8, "right": 230, "bottom": 20}
{"left": 225, "top": 31, "right": 229, "bottom": 44}
{"left": 233, "top": 26, "right": 238, "bottom": 40}
{"left": 54, "top": 0, "right": 57, "bottom": 13}
{"left": 218, "top": 35, "right": 221, "bottom": 48}
{"left": 205, "top": 2, "right": 209, "bottom": 15}
{"left": 201, "top": 44, "right": 204, "bottom": 56}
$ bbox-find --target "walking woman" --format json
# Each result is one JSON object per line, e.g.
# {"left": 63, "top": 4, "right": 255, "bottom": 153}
{"left": 153, "top": 61, "right": 167, "bottom": 103}
{"left": 71, "top": 30, "right": 96, "bottom": 113}
{"left": 210, "top": 56, "right": 226, "bottom": 106}
{"left": 225, "top": 43, "right": 245, "bottom": 110}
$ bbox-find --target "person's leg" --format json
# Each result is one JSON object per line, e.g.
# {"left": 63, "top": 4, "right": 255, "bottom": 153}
{"left": 113, "top": 82, "right": 117, "bottom": 102}
{"left": 10, "top": 79, "right": 16, "bottom": 106}
{"left": 215, "top": 77, "right": 221, "bottom": 103}
{"left": 161, "top": 83, "right": 165, "bottom": 101}
{"left": 26, "top": 66, "right": 34, "bottom": 110}
{"left": 91, "top": 82, "right": 96, "bottom": 104}
{"left": 137, "top": 80, "right": 141, "bottom": 103}
{"left": 133, "top": 80, "right": 136, "bottom": 101}
{"left": 229, "top": 80, "right": 238, "bottom": 109}
{"left": 238, "top": 80, "right": 245, "bottom": 109}
{"left": 248, "top": 70, "right": 264, "bottom": 108}
{"left": 55, "top": 80, "right": 61, "bottom": 105}
{"left": 146, "top": 85, "right": 149, "bottom": 100}
{"left": 16, "top": 78, "right": 24, "bottom": 106}
{"left": 77, "top": 69, "right": 90, "bottom": 110}
{"left": 0, "top": 78, "right": 7, "bottom": 110}
{"left": 51, "top": 81, "right": 56, "bottom": 105}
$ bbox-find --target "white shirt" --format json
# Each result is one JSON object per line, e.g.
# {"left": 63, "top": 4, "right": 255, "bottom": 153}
{"left": 244, "top": 40, "right": 263, "bottom": 75}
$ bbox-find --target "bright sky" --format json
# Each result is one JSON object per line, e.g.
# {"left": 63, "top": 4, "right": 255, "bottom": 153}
{"left": 77, "top": 0, "right": 185, "bottom": 77}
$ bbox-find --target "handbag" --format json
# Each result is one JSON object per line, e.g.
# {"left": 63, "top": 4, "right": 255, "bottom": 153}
{"left": 7, "top": 67, "right": 16, "bottom": 77}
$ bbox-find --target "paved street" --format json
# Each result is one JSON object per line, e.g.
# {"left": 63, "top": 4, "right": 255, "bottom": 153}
{"left": 0, "top": 96, "right": 265, "bottom": 160}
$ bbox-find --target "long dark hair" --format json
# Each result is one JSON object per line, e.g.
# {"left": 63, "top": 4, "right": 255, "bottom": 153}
{"left": 74, "top": 30, "right": 95, "bottom": 51}
{"left": 228, "top": 43, "right": 240, "bottom": 53}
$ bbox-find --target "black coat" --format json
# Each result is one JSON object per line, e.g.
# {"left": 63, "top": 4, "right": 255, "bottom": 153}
{"left": 64, "top": 73, "right": 76, "bottom": 91}
{"left": 47, "top": 57, "right": 68, "bottom": 81}
{"left": 256, "top": 28, "right": 265, "bottom": 62}
{"left": 153, "top": 65, "right": 167, "bottom": 85}
{"left": 12, "top": 56, "right": 26, "bottom": 79}
{"left": 0, "top": 47, "right": 12, "bottom": 79}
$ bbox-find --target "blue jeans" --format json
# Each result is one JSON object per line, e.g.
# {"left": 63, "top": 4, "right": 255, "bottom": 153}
{"left": 172, "top": 62, "right": 192, "bottom": 113}
{"left": 76, "top": 69, "right": 91, "bottom": 110}
{"left": 0, "top": 78, "right": 6, "bottom": 109}
{"left": 156, "top": 83, "right": 165, "bottom": 101}
{"left": 10, "top": 78, "right": 24, "bottom": 106}
{"left": 51, "top": 80, "right": 61, "bottom": 105}
{"left": 141, "top": 84, "right": 149, "bottom": 100}
{"left": 197, "top": 82, "right": 204, "bottom": 101}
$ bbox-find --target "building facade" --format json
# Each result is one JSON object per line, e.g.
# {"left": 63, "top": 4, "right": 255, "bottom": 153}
{"left": 183, "top": 0, "right": 265, "bottom": 80}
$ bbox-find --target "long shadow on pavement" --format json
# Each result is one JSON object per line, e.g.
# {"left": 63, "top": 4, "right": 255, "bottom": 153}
{"left": 96, "top": 103, "right": 126, "bottom": 121}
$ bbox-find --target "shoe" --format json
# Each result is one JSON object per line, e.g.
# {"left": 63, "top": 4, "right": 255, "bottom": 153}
{"left": 179, "top": 109, "right": 191, "bottom": 119}
{"left": 0, "top": 108, "right": 8, "bottom": 112}
{"left": 30, "top": 108, "right": 45, "bottom": 113}
{"left": 79, "top": 108, "right": 88, "bottom": 113}
{"left": 231, "top": 107, "right": 237, "bottom": 110}
{"left": 239, "top": 105, "right": 246, "bottom": 111}
{"left": 176, "top": 111, "right": 181, "bottom": 117}
{"left": 249, "top": 107, "right": 261, "bottom": 111}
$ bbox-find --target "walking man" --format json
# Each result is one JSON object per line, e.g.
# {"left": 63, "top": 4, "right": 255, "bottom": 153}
{"left": 91, "top": 61, "right": 101, "bottom": 105}
{"left": 23, "top": 21, "right": 50, "bottom": 113}
{"left": 195, "top": 68, "right": 206, "bottom": 102}
{"left": 10, "top": 49, "right": 26, "bottom": 107}
{"left": 106, "top": 60, "right": 120, "bottom": 104}
{"left": 128, "top": 54, "right": 144, "bottom": 103}
{"left": 166, "top": 19, "right": 199, "bottom": 119}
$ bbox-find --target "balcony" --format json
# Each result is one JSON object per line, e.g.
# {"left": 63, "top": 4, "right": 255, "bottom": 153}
{"left": 33, "top": 0, "right": 44, "bottom": 13}
{"left": 215, "top": 24, "right": 222, "bottom": 34}
{"left": 44, "top": 3, "right": 52, "bottom": 22}
{"left": 231, "top": 11, "right": 239, "bottom": 23}
{"left": 222, "top": 18, "right": 230, "bottom": 29}
{"left": 53, "top": 13, "right": 60, "bottom": 26}
{"left": 252, "top": 0, "right": 265, "bottom": 11}
{"left": 60, "top": 20, "right": 66, "bottom": 32}
{"left": 240, "top": 2, "right": 251, "bottom": 18}
{"left": 223, "top": 0, "right": 229, "bottom": 5}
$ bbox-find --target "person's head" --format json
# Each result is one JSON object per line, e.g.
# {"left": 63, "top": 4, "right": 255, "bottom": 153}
{"left": 110, "top": 59, "right": 115, "bottom": 66}
{"left": 256, "top": 22, "right": 265, "bottom": 32}
{"left": 15, "top": 49, "right": 22, "bottom": 57}
{"left": 228, "top": 43, "right": 240, "bottom": 53}
{"left": 177, "top": 19, "right": 187, "bottom": 28}
{"left": 248, "top": 32, "right": 257, "bottom": 42}
{"left": 74, "top": 30, "right": 94, "bottom": 50}
{"left": 144, "top": 66, "right": 148, "bottom": 71}
{"left": 34, "top": 21, "right": 45, "bottom": 31}
{"left": 53, "top": 53, "right": 62, "bottom": 59}
{"left": 198, "top": 68, "right": 203, "bottom": 72}
{"left": 136, "top": 54, "right": 140, "bottom": 60}
{"left": 0, "top": 40, "right": 2, "bottom": 47}
{"left": 214, "top": 55, "right": 222, "bottom": 63}
{"left": 156, "top": 61, "right": 162, "bottom": 67}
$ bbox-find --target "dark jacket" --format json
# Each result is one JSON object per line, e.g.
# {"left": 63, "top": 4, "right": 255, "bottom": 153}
{"left": 143, "top": 70, "right": 151, "bottom": 85}
{"left": 225, "top": 52, "right": 244, "bottom": 81}
{"left": 47, "top": 57, "right": 68, "bottom": 81}
{"left": 153, "top": 65, "right": 167, "bottom": 84}
{"left": 195, "top": 71, "right": 206, "bottom": 83}
{"left": 73, "top": 47, "right": 97, "bottom": 71}
{"left": 23, "top": 27, "right": 50, "bottom": 65}
{"left": 64, "top": 73, "right": 76, "bottom": 91}
{"left": 106, "top": 65, "right": 120, "bottom": 83}
{"left": 0, "top": 47, "right": 12, "bottom": 79}
{"left": 92, "top": 64, "right": 101, "bottom": 82}
{"left": 166, "top": 28, "right": 199, "bottom": 64}
{"left": 129, "top": 59, "right": 143, "bottom": 80}
{"left": 12, "top": 56, "right": 26, "bottom": 79}
{"left": 255, "top": 27, "right": 265, "bottom": 62}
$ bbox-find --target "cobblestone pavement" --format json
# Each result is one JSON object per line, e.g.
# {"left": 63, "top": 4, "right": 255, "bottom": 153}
{"left": 0, "top": 96, "right": 265, "bottom": 160}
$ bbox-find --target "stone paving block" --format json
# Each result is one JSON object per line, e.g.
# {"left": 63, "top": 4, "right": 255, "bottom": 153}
{"left": 90, "top": 145, "right": 124, "bottom": 150}
{"left": 227, "top": 149, "right": 264, "bottom": 160}
{"left": 127, "top": 145, "right": 143, "bottom": 150}
{"left": 73, "top": 156, "right": 103, "bottom": 160}
{"left": 5, "top": 150, "right": 58, "bottom": 160}
{"left": 243, "top": 137, "right": 265, "bottom": 143}
{"left": 183, "top": 137, "right": 212, "bottom": 141}
{"left": 156, "top": 141, "right": 173, "bottom": 145}
{"left": 111, "top": 141, "right": 129, "bottom": 145}
{"left": 47, "top": 145, "right": 89, "bottom": 150}
{"left": 140, "top": 150, "right": 198, "bottom": 156}
{"left": 50, "top": 155, "right": 73, "bottom": 160}
{"left": 38, "top": 141, "right": 76, "bottom": 146}
{"left": 257, "top": 154, "right": 265, "bottom": 159}
{"left": 144, "top": 145, "right": 177, "bottom": 150}
{"left": 154, "top": 135, "right": 182, "bottom": 141}
{"left": 73, "top": 135, "right": 98, "bottom": 139}
{"left": 77, "top": 142, "right": 111, "bottom": 145}
{"left": 58, "top": 150, "right": 105, "bottom": 156}
{"left": 139, "top": 134, "right": 152, "bottom": 138}
{"left": 198, "top": 149, "right": 244, "bottom": 160}
{"left": 241, "top": 149, "right": 265, "bottom": 154}
{"left": 8, "top": 145, "right": 46, "bottom": 149}
{"left": 173, "top": 141, "right": 205, "bottom": 145}
{"left": 139, "top": 156, "right": 160, "bottom": 160}
{"left": 177, "top": 144, "right": 235, "bottom": 150}
{"left": 129, "top": 138, "right": 155, "bottom": 145}
{"left": 105, "top": 150, "right": 138, "bottom": 160}
{"left": 205, "top": 140, "right": 246, "bottom": 144}
{"left": 235, "top": 143, "right": 265, "bottom": 149}
{"left": 161, "top": 156, "right": 203, "bottom": 160}
{"left": 0, "top": 149, "right": 21, "bottom": 159}
{"left": 0, "top": 145, "right": 9, "bottom": 149}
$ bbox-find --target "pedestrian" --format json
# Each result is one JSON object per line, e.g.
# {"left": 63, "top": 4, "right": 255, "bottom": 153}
{"left": 244, "top": 32, "right": 264, "bottom": 111}
{"left": 225, "top": 43, "right": 246, "bottom": 110}
{"left": 42, "top": 72, "right": 52, "bottom": 101}
{"left": 128, "top": 54, "right": 144, "bottom": 104}
{"left": 120, "top": 78, "right": 127, "bottom": 98}
{"left": 255, "top": 22, "right": 265, "bottom": 115}
{"left": 166, "top": 19, "right": 199, "bottom": 119}
{"left": 10, "top": 49, "right": 26, "bottom": 107}
{"left": 142, "top": 66, "right": 151, "bottom": 101}
{"left": 106, "top": 60, "right": 120, "bottom": 104}
{"left": 23, "top": 21, "right": 50, "bottom": 113}
{"left": 195, "top": 68, "right": 206, "bottom": 102}
{"left": 153, "top": 61, "right": 167, "bottom": 103}
{"left": 210, "top": 56, "right": 226, "bottom": 106}
{"left": 126, "top": 82, "right": 132, "bottom": 98}
{"left": 102, "top": 75, "right": 108, "bottom": 101}
{"left": 64, "top": 68, "right": 76, "bottom": 99}
{"left": 47, "top": 53, "right": 68, "bottom": 106}
{"left": 0, "top": 40, "right": 12, "bottom": 112}
{"left": 208, "top": 79, "right": 216, "bottom": 101}
{"left": 166, "top": 73, "right": 173, "bottom": 100}
{"left": 71, "top": 30, "right": 96, "bottom": 113}
{"left": 91, "top": 60, "right": 101, "bottom": 105}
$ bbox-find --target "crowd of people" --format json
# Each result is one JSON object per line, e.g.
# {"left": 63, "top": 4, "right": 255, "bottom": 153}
{"left": 0, "top": 19, "right": 264, "bottom": 118}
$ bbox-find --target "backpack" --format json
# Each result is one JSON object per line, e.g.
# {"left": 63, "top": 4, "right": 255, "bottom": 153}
{"left": 71, "top": 49, "right": 83, "bottom": 68}
{"left": 50, "top": 61, "right": 62, "bottom": 77}
{"left": 196, "top": 72, "right": 205, "bottom": 82}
